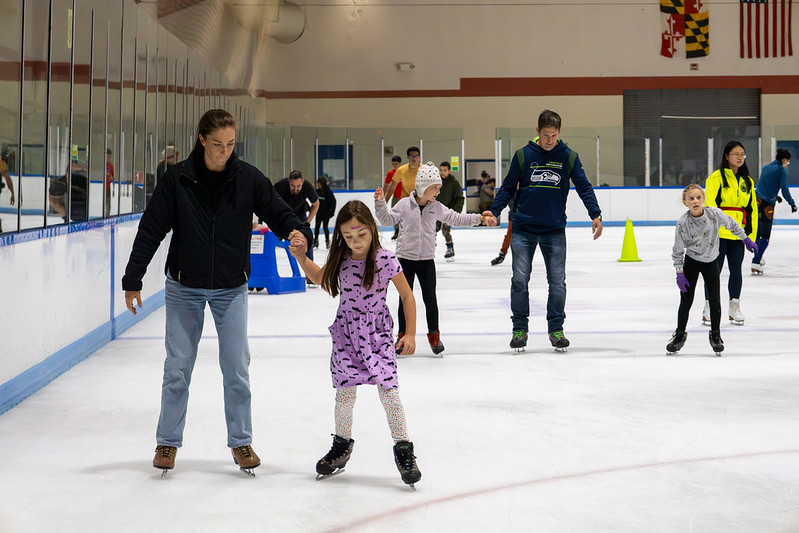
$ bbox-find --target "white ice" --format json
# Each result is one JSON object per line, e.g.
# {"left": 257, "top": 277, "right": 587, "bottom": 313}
{"left": 1, "top": 224, "right": 798, "bottom": 532}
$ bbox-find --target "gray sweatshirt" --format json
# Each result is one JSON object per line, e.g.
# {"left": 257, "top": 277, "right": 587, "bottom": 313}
{"left": 672, "top": 206, "right": 748, "bottom": 272}
{"left": 375, "top": 192, "right": 482, "bottom": 261}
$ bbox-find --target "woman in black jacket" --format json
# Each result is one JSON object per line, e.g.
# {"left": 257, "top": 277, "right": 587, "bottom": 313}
{"left": 313, "top": 176, "right": 337, "bottom": 248}
{"left": 122, "top": 109, "right": 312, "bottom": 476}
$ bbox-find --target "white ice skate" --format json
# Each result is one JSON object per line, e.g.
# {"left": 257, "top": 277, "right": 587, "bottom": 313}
{"left": 701, "top": 300, "right": 711, "bottom": 326}
{"left": 729, "top": 298, "right": 745, "bottom": 325}
{"left": 751, "top": 261, "right": 764, "bottom": 275}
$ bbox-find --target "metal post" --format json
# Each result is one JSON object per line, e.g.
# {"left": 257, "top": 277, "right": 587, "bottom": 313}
{"left": 461, "top": 138, "right": 465, "bottom": 189}
{"left": 596, "top": 136, "right": 600, "bottom": 186}
{"left": 644, "top": 138, "right": 650, "bottom": 187}
{"left": 345, "top": 136, "right": 350, "bottom": 190}
{"left": 380, "top": 138, "right": 385, "bottom": 178}
{"left": 707, "top": 138, "right": 714, "bottom": 178}
{"left": 658, "top": 137, "right": 663, "bottom": 187}
{"left": 419, "top": 139, "right": 423, "bottom": 161}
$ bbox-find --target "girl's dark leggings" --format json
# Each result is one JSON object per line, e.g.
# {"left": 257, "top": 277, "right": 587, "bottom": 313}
{"left": 680, "top": 255, "right": 721, "bottom": 331}
{"left": 397, "top": 258, "right": 438, "bottom": 334}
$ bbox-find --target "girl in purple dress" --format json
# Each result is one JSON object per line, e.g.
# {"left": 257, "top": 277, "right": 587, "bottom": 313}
{"left": 289, "top": 200, "right": 423, "bottom": 488}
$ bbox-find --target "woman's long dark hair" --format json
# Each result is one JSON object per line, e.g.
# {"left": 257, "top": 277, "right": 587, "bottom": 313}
{"left": 320, "top": 201, "right": 381, "bottom": 298}
{"left": 717, "top": 140, "right": 753, "bottom": 192}
{"left": 193, "top": 109, "right": 236, "bottom": 152}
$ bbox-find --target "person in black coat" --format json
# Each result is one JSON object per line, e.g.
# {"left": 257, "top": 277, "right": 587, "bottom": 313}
{"left": 122, "top": 109, "right": 312, "bottom": 476}
{"left": 313, "top": 176, "right": 337, "bottom": 248}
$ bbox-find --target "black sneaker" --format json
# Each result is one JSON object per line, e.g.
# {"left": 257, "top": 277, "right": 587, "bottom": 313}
{"left": 316, "top": 435, "right": 354, "bottom": 476}
{"left": 393, "top": 440, "right": 421, "bottom": 485}
{"left": 491, "top": 252, "right": 506, "bottom": 266}
{"left": 666, "top": 330, "right": 687, "bottom": 354}
{"left": 548, "top": 330, "right": 570, "bottom": 351}
{"left": 510, "top": 330, "right": 528, "bottom": 349}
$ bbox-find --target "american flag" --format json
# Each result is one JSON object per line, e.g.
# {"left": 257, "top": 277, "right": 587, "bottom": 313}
{"left": 740, "top": 0, "right": 793, "bottom": 58}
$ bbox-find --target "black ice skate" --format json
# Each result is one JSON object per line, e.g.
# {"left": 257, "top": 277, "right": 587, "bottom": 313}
{"left": 709, "top": 330, "right": 724, "bottom": 356}
{"left": 510, "top": 330, "right": 528, "bottom": 352}
{"left": 444, "top": 243, "right": 455, "bottom": 262}
{"left": 393, "top": 440, "right": 421, "bottom": 490}
{"left": 549, "top": 330, "right": 570, "bottom": 352}
{"left": 316, "top": 435, "right": 354, "bottom": 480}
{"left": 666, "top": 330, "right": 687, "bottom": 355}
{"left": 491, "top": 252, "right": 506, "bottom": 266}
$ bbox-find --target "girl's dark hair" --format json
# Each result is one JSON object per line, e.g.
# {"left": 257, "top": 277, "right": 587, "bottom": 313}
{"left": 320, "top": 200, "right": 381, "bottom": 297}
{"left": 317, "top": 176, "right": 328, "bottom": 187}
{"left": 776, "top": 148, "right": 792, "bottom": 162}
{"left": 717, "top": 140, "right": 752, "bottom": 193}
{"left": 193, "top": 109, "right": 236, "bottom": 152}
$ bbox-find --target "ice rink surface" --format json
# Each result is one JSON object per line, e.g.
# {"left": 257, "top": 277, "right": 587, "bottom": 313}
{"left": 1, "top": 224, "right": 798, "bottom": 533}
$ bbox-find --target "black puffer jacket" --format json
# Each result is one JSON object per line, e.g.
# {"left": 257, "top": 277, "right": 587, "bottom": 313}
{"left": 122, "top": 147, "right": 312, "bottom": 291}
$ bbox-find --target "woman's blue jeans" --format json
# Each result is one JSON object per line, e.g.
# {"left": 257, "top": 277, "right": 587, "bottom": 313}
{"left": 157, "top": 274, "right": 252, "bottom": 448}
{"left": 510, "top": 229, "right": 567, "bottom": 334}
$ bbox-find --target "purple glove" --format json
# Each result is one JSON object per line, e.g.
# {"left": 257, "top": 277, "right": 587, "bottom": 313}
{"left": 676, "top": 272, "right": 690, "bottom": 293}
{"left": 743, "top": 237, "right": 758, "bottom": 254}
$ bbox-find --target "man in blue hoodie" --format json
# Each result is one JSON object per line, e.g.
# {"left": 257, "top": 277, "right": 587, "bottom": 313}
{"left": 483, "top": 110, "right": 603, "bottom": 352}
{"left": 751, "top": 148, "right": 795, "bottom": 274}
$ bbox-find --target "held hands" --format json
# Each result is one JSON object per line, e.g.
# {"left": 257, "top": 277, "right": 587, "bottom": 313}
{"left": 676, "top": 272, "right": 690, "bottom": 293}
{"left": 396, "top": 334, "right": 416, "bottom": 356}
{"left": 288, "top": 230, "right": 308, "bottom": 259}
{"left": 742, "top": 237, "right": 758, "bottom": 254}
{"left": 481, "top": 211, "right": 498, "bottom": 227}
{"left": 125, "top": 291, "right": 143, "bottom": 315}
{"left": 374, "top": 188, "right": 385, "bottom": 202}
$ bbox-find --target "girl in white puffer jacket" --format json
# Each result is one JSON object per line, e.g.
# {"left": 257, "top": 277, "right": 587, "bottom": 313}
{"left": 374, "top": 161, "right": 496, "bottom": 355}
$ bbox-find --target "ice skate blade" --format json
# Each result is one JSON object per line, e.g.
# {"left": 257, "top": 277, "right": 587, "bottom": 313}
{"left": 316, "top": 468, "right": 345, "bottom": 481}
{"left": 729, "top": 319, "right": 744, "bottom": 326}
{"left": 666, "top": 351, "right": 680, "bottom": 356}
{"left": 408, "top": 483, "right": 417, "bottom": 491}
{"left": 751, "top": 271, "right": 763, "bottom": 276}
{"left": 157, "top": 468, "right": 170, "bottom": 478}
{"left": 701, "top": 319, "right": 711, "bottom": 326}
{"left": 553, "top": 347, "right": 568, "bottom": 353}
{"left": 445, "top": 257, "right": 454, "bottom": 262}
{"left": 239, "top": 467, "right": 256, "bottom": 477}
{"left": 512, "top": 347, "right": 526, "bottom": 353}
{"left": 714, "top": 352, "right": 722, "bottom": 357}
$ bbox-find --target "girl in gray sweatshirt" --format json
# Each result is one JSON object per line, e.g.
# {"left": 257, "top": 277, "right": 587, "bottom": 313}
{"left": 667, "top": 184, "right": 758, "bottom": 355}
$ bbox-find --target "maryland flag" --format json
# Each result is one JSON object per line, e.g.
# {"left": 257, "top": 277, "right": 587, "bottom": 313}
{"left": 661, "top": 0, "right": 710, "bottom": 57}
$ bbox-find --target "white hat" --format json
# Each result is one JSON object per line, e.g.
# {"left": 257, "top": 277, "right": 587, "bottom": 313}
{"left": 414, "top": 161, "right": 442, "bottom": 196}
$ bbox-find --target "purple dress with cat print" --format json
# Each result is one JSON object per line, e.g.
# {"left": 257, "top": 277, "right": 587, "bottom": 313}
{"left": 328, "top": 248, "right": 402, "bottom": 389}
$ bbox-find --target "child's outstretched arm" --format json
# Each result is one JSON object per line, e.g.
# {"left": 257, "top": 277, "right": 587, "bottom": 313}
{"left": 374, "top": 188, "right": 401, "bottom": 227}
{"left": 289, "top": 232, "right": 325, "bottom": 284}
{"left": 392, "top": 272, "right": 416, "bottom": 356}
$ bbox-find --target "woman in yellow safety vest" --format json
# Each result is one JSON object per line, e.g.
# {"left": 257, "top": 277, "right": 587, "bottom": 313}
{"left": 703, "top": 140, "right": 758, "bottom": 326}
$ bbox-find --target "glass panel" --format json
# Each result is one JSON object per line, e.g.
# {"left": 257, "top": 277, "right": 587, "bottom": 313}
{"left": 347, "top": 128, "right": 383, "bottom": 192}
{"left": 132, "top": 15, "right": 146, "bottom": 212}
{"left": 88, "top": 2, "right": 107, "bottom": 220}
{"left": 105, "top": 0, "right": 122, "bottom": 217}
{"left": 0, "top": 0, "right": 22, "bottom": 234}
{"left": 20, "top": 0, "right": 49, "bottom": 230}
{"left": 70, "top": 0, "right": 92, "bottom": 222}
{"left": 118, "top": 0, "right": 136, "bottom": 215}
{"left": 46, "top": 0, "right": 77, "bottom": 225}
{"left": 265, "top": 125, "right": 289, "bottom": 183}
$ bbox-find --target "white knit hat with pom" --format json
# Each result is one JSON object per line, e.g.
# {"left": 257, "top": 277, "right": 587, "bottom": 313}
{"left": 414, "top": 161, "right": 442, "bottom": 196}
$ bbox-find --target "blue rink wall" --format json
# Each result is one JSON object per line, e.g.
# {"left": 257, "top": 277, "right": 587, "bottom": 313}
{"left": 0, "top": 186, "right": 796, "bottom": 414}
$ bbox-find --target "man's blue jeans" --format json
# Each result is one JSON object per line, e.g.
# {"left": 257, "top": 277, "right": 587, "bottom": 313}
{"left": 510, "top": 229, "right": 567, "bottom": 333}
{"left": 157, "top": 274, "right": 252, "bottom": 448}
